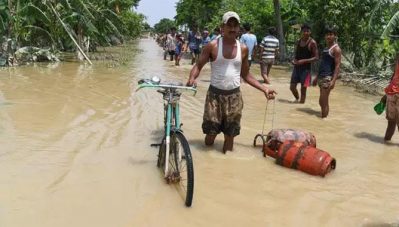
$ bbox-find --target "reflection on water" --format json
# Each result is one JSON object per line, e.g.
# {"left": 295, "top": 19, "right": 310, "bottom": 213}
{"left": 0, "top": 38, "right": 398, "bottom": 227}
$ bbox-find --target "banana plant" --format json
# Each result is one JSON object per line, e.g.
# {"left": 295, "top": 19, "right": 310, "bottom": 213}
{"left": 0, "top": 0, "right": 7, "bottom": 35}
{"left": 382, "top": 10, "right": 399, "bottom": 41}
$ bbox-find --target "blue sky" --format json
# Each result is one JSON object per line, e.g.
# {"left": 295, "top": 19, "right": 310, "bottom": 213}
{"left": 136, "top": 0, "right": 178, "bottom": 27}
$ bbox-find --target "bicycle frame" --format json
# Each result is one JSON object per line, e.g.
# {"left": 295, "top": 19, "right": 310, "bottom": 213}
{"left": 137, "top": 82, "right": 196, "bottom": 177}
{"left": 164, "top": 93, "right": 180, "bottom": 177}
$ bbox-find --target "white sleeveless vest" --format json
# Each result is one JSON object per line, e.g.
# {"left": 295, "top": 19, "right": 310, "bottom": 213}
{"left": 210, "top": 38, "right": 242, "bottom": 90}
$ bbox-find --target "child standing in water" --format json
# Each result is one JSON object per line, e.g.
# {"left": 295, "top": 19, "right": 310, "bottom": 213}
{"left": 382, "top": 55, "right": 399, "bottom": 141}
{"left": 312, "top": 26, "right": 341, "bottom": 118}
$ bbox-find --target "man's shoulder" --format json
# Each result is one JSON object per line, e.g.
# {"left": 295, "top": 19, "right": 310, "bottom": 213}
{"left": 240, "top": 39, "right": 248, "bottom": 48}
{"left": 333, "top": 43, "right": 341, "bottom": 50}
{"left": 240, "top": 42, "right": 249, "bottom": 55}
{"left": 332, "top": 44, "right": 342, "bottom": 54}
{"left": 309, "top": 38, "right": 318, "bottom": 45}
{"left": 210, "top": 39, "right": 218, "bottom": 44}
{"left": 262, "top": 36, "right": 279, "bottom": 46}
{"left": 241, "top": 33, "right": 249, "bottom": 39}
{"left": 263, "top": 35, "right": 279, "bottom": 41}
{"left": 208, "top": 39, "right": 219, "bottom": 49}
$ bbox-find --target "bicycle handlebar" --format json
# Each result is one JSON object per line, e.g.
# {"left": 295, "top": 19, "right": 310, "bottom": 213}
{"left": 136, "top": 80, "right": 197, "bottom": 95}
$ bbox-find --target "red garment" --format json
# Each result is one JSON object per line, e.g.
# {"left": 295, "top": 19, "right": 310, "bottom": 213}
{"left": 385, "top": 61, "right": 399, "bottom": 95}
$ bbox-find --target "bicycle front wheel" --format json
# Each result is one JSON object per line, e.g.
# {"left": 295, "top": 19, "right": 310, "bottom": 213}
{"left": 168, "top": 131, "right": 194, "bottom": 207}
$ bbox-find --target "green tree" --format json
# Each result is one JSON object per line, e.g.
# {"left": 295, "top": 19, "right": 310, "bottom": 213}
{"left": 153, "top": 18, "right": 175, "bottom": 34}
{"left": 176, "top": 0, "right": 223, "bottom": 29}
{"left": 0, "top": 0, "right": 146, "bottom": 65}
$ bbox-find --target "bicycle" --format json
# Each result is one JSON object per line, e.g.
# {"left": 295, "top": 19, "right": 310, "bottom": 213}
{"left": 137, "top": 77, "right": 197, "bottom": 207}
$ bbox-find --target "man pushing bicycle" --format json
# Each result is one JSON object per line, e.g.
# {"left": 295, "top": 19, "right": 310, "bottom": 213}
{"left": 186, "top": 11, "right": 277, "bottom": 154}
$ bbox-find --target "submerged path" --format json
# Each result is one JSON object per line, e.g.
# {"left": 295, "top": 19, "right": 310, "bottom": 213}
{"left": 0, "top": 38, "right": 398, "bottom": 227}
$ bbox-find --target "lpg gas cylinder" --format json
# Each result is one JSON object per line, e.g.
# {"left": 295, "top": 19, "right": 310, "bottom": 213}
{"left": 274, "top": 141, "right": 336, "bottom": 177}
{"left": 263, "top": 129, "right": 317, "bottom": 158}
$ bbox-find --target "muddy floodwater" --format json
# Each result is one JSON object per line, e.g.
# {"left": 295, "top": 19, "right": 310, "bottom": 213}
{"left": 0, "top": 38, "right": 398, "bottom": 227}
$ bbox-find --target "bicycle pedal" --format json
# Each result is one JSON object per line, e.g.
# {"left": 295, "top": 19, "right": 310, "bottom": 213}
{"left": 150, "top": 143, "right": 162, "bottom": 147}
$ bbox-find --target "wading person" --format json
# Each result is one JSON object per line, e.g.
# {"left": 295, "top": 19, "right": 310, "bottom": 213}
{"left": 186, "top": 11, "right": 276, "bottom": 154}
{"left": 259, "top": 27, "right": 279, "bottom": 84}
{"left": 382, "top": 55, "right": 399, "bottom": 141}
{"left": 312, "top": 26, "right": 341, "bottom": 118}
{"left": 290, "top": 24, "right": 318, "bottom": 103}
{"left": 239, "top": 23, "right": 257, "bottom": 68}
{"left": 166, "top": 27, "right": 177, "bottom": 61}
{"left": 161, "top": 33, "right": 168, "bottom": 60}
{"left": 187, "top": 26, "right": 202, "bottom": 65}
{"left": 174, "top": 33, "right": 184, "bottom": 66}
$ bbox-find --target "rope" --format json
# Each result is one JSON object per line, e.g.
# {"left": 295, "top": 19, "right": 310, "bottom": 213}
{"left": 260, "top": 100, "right": 269, "bottom": 135}
{"left": 271, "top": 99, "right": 276, "bottom": 130}
{"left": 260, "top": 99, "right": 276, "bottom": 136}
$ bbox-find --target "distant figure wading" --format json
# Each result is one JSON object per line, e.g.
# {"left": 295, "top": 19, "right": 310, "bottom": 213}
{"left": 259, "top": 27, "right": 279, "bottom": 84}
{"left": 290, "top": 24, "right": 318, "bottom": 103}
{"left": 312, "top": 26, "right": 342, "bottom": 118}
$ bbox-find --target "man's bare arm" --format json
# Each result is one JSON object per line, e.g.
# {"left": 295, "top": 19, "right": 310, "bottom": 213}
{"left": 186, "top": 41, "right": 214, "bottom": 86}
{"left": 241, "top": 45, "right": 276, "bottom": 99}
{"left": 330, "top": 46, "right": 342, "bottom": 89}
{"left": 310, "top": 40, "right": 319, "bottom": 62}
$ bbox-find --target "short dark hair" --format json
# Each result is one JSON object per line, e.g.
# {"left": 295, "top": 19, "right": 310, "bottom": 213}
{"left": 268, "top": 27, "right": 276, "bottom": 36}
{"left": 171, "top": 27, "right": 177, "bottom": 31}
{"left": 324, "top": 26, "right": 337, "bottom": 35}
{"left": 243, "top": 23, "right": 251, "bottom": 31}
{"left": 301, "top": 23, "right": 311, "bottom": 31}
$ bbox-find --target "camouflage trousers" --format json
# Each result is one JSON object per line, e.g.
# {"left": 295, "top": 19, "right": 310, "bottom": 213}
{"left": 318, "top": 76, "right": 333, "bottom": 89}
{"left": 202, "top": 85, "right": 243, "bottom": 136}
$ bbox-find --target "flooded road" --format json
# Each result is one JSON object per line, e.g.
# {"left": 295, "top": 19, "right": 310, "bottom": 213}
{"left": 0, "top": 38, "right": 398, "bottom": 227}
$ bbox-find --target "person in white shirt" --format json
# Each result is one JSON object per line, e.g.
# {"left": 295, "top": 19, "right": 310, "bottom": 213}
{"left": 166, "top": 27, "right": 177, "bottom": 61}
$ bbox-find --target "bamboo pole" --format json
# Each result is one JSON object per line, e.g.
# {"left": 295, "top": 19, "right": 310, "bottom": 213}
{"left": 49, "top": 4, "right": 92, "bottom": 65}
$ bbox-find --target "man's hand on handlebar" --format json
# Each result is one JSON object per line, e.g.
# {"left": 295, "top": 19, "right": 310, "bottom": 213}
{"left": 186, "top": 79, "right": 197, "bottom": 87}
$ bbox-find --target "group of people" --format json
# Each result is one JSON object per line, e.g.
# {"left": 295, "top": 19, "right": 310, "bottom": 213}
{"left": 159, "top": 11, "right": 397, "bottom": 153}
{"left": 290, "top": 24, "right": 341, "bottom": 120}
{"left": 157, "top": 27, "right": 221, "bottom": 66}
{"left": 158, "top": 27, "right": 185, "bottom": 66}
{"left": 232, "top": 18, "right": 342, "bottom": 120}
{"left": 239, "top": 21, "right": 342, "bottom": 119}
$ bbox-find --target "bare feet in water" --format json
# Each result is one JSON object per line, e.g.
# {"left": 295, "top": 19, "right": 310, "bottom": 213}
{"left": 291, "top": 98, "right": 299, "bottom": 103}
